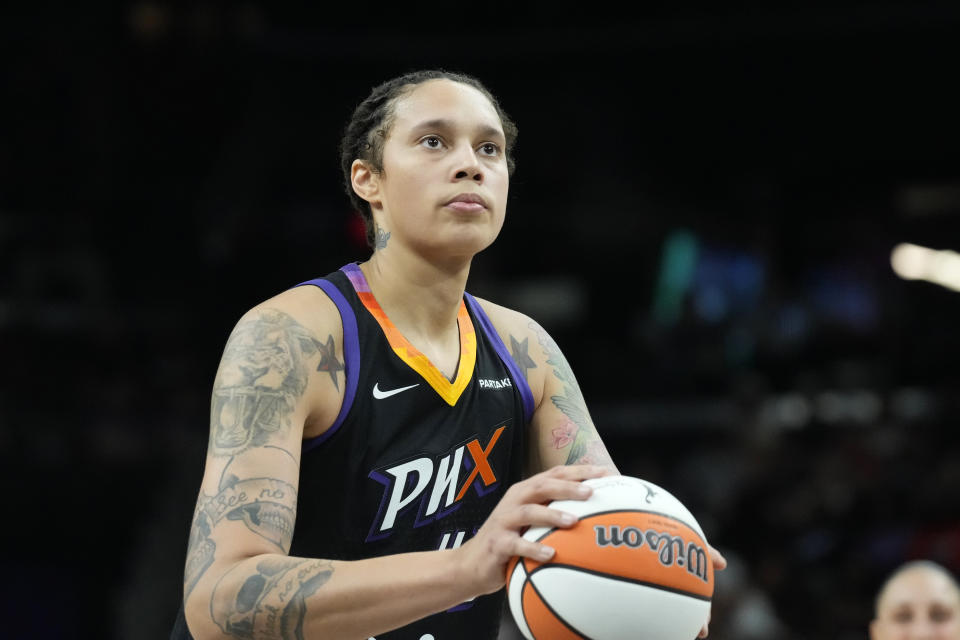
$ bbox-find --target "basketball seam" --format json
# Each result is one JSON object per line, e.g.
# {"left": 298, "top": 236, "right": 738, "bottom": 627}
{"left": 528, "top": 563, "right": 713, "bottom": 602}
{"left": 523, "top": 575, "right": 593, "bottom": 640}
{"left": 532, "top": 508, "right": 705, "bottom": 544}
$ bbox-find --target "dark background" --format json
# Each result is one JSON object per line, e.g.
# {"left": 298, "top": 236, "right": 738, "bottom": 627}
{"left": 3, "top": 2, "right": 960, "bottom": 638}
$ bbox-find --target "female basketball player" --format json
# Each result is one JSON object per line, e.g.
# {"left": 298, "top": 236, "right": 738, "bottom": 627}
{"left": 870, "top": 560, "right": 960, "bottom": 640}
{"left": 173, "top": 70, "right": 724, "bottom": 639}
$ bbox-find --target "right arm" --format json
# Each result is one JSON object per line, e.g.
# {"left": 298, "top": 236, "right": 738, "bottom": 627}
{"left": 183, "top": 295, "right": 610, "bottom": 639}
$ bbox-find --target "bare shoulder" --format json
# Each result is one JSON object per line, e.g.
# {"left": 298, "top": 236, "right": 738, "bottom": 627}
{"left": 472, "top": 296, "right": 530, "bottom": 333}
{"left": 247, "top": 282, "right": 344, "bottom": 340}
{"left": 217, "top": 282, "right": 348, "bottom": 444}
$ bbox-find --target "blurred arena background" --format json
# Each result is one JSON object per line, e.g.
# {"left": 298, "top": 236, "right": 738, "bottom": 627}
{"left": 2, "top": 2, "right": 959, "bottom": 638}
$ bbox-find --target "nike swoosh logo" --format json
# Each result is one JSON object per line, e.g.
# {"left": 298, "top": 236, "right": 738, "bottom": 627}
{"left": 372, "top": 382, "right": 420, "bottom": 400}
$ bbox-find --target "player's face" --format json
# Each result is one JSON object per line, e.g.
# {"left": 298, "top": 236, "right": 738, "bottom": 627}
{"left": 871, "top": 569, "right": 960, "bottom": 640}
{"left": 373, "top": 79, "right": 509, "bottom": 259}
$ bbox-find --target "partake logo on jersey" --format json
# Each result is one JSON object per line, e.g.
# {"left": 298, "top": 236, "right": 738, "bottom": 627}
{"left": 365, "top": 423, "right": 509, "bottom": 542}
{"left": 478, "top": 377, "right": 512, "bottom": 390}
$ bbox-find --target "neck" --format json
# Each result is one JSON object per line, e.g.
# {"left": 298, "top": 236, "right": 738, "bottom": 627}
{"left": 360, "top": 244, "right": 472, "bottom": 338}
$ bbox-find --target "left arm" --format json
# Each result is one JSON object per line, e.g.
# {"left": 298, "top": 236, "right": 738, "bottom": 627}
{"left": 476, "top": 299, "right": 618, "bottom": 475}
{"left": 523, "top": 319, "right": 619, "bottom": 474}
{"left": 482, "top": 300, "right": 724, "bottom": 639}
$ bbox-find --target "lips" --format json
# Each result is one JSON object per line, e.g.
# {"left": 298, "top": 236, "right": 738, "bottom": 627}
{"left": 444, "top": 193, "right": 489, "bottom": 210}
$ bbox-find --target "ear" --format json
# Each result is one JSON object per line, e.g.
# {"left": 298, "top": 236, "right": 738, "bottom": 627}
{"left": 350, "top": 159, "right": 381, "bottom": 210}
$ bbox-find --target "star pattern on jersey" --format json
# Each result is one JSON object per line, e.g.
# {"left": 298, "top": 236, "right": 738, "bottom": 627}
{"left": 509, "top": 335, "right": 537, "bottom": 381}
{"left": 315, "top": 334, "right": 345, "bottom": 390}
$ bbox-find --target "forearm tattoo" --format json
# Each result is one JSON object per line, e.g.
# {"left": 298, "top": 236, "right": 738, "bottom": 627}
{"left": 530, "top": 321, "right": 615, "bottom": 467}
{"left": 209, "top": 309, "right": 342, "bottom": 456}
{"left": 509, "top": 334, "right": 537, "bottom": 382}
{"left": 211, "top": 556, "right": 334, "bottom": 639}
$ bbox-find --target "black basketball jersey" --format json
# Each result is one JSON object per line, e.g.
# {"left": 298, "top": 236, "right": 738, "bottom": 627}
{"left": 170, "top": 264, "right": 531, "bottom": 640}
{"left": 287, "top": 263, "right": 532, "bottom": 639}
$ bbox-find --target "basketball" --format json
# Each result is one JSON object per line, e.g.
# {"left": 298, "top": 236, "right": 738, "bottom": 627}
{"left": 506, "top": 475, "right": 714, "bottom": 640}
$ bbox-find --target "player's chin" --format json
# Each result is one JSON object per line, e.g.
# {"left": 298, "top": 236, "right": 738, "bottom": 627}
{"left": 428, "top": 224, "right": 501, "bottom": 257}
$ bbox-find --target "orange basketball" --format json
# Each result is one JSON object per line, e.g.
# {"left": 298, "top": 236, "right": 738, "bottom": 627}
{"left": 505, "top": 476, "right": 714, "bottom": 640}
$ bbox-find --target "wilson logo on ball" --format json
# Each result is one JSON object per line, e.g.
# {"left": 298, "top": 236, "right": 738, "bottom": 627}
{"left": 594, "top": 525, "right": 710, "bottom": 582}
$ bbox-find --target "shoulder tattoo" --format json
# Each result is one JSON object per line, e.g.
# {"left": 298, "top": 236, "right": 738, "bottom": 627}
{"left": 209, "top": 309, "right": 339, "bottom": 456}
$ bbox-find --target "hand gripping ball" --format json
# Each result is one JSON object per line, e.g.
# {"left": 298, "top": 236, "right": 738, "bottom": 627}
{"left": 506, "top": 475, "right": 714, "bottom": 640}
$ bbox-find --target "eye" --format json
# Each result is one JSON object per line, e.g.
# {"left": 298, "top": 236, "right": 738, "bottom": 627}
{"left": 478, "top": 142, "right": 501, "bottom": 157}
{"left": 930, "top": 606, "right": 955, "bottom": 623}
{"left": 420, "top": 136, "right": 444, "bottom": 150}
{"left": 893, "top": 609, "right": 913, "bottom": 624}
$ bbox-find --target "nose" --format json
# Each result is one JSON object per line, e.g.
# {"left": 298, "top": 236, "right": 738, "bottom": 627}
{"left": 909, "top": 620, "right": 937, "bottom": 640}
{"left": 451, "top": 144, "right": 483, "bottom": 184}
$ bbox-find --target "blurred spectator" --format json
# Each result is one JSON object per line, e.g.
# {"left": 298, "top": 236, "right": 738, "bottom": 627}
{"left": 869, "top": 560, "right": 960, "bottom": 640}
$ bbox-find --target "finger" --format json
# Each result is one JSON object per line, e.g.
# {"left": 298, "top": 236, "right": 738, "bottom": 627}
{"left": 544, "top": 464, "right": 614, "bottom": 481}
{"left": 708, "top": 545, "right": 727, "bottom": 570}
{"left": 513, "top": 476, "right": 596, "bottom": 505}
{"left": 512, "top": 537, "right": 557, "bottom": 563}
{"left": 503, "top": 504, "right": 578, "bottom": 530}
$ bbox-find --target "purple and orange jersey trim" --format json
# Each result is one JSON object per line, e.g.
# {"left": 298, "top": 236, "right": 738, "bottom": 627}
{"left": 342, "top": 264, "right": 476, "bottom": 406}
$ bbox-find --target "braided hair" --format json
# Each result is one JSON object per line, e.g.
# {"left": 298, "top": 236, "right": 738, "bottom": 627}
{"left": 339, "top": 70, "right": 518, "bottom": 248}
